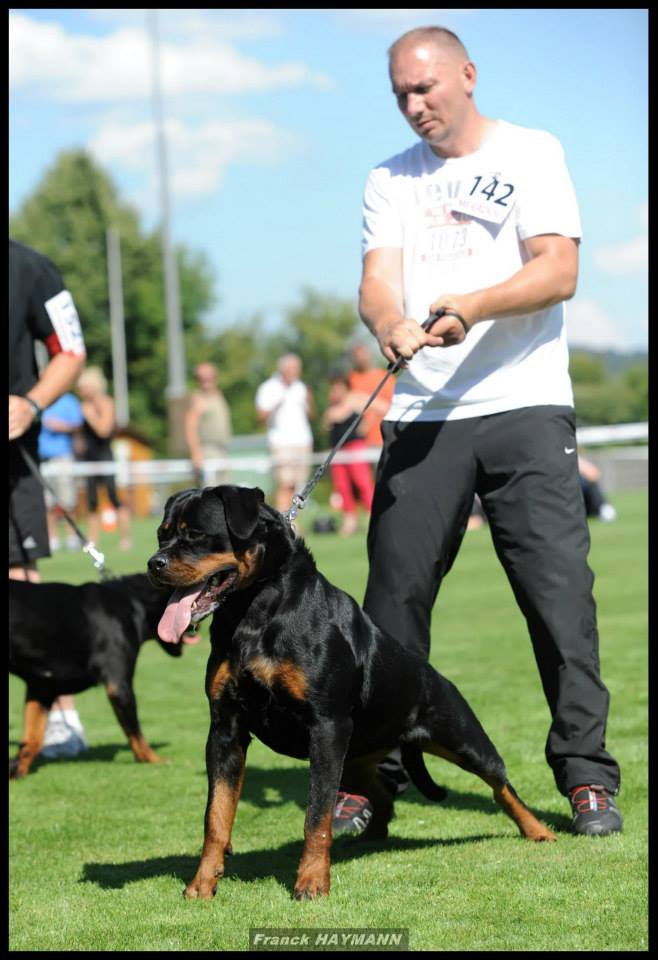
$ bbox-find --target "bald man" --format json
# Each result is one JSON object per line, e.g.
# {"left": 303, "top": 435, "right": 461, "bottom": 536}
{"left": 343, "top": 26, "right": 622, "bottom": 837}
{"left": 255, "top": 354, "right": 315, "bottom": 514}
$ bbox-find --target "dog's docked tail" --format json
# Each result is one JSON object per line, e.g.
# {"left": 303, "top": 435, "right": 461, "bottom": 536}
{"left": 400, "top": 744, "right": 448, "bottom": 801}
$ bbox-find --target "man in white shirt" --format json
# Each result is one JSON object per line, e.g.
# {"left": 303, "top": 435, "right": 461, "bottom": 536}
{"left": 255, "top": 354, "right": 315, "bottom": 514}
{"left": 343, "top": 26, "right": 621, "bottom": 837}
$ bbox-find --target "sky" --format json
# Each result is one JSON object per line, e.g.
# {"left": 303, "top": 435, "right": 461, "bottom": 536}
{"left": 9, "top": 8, "right": 648, "bottom": 354}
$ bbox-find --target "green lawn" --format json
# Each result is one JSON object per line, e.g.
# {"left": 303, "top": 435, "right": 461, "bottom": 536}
{"left": 9, "top": 490, "right": 648, "bottom": 951}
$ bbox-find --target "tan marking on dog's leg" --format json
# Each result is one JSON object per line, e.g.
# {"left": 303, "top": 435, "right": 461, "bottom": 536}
{"left": 105, "top": 683, "right": 163, "bottom": 763}
{"left": 487, "top": 779, "right": 557, "bottom": 842}
{"left": 208, "top": 660, "right": 232, "bottom": 701}
{"left": 10, "top": 699, "right": 50, "bottom": 779}
{"left": 185, "top": 765, "right": 246, "bottom": 901}
{"left": 424, "top": 743, "right": 556, "bottom": 841}
{"left": 294, "top": 810, "right": 334, "bottom": 900}
{"left": 127, "top": 733, "right": 163, "bottom": 763}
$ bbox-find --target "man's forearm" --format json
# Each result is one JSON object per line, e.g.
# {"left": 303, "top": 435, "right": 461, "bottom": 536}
{"left": 431, "top": 235, "right": 579, "bottom": 335}
{"left": 358, "top": 275, "right": 404, "bottom": 340}
{"left": 464, "top": 250, "right": 578, "bottom": 325}
{"left": 27, "top": 352, "right": 86, "bottom": 411}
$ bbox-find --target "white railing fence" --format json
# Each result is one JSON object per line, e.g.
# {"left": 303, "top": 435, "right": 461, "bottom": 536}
{"left": 39, "top": 422, "right": 648, "bottom": 516}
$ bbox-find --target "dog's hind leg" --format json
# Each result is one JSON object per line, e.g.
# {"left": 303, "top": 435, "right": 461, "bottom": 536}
{"left": 105, "top": 681, "right": 163, "bottom": 763}
{"left": 10, "top": 687, "right": 53, "bottom": 779}
{"left": 419, "top": 671, "right": 556, "bottom": 842}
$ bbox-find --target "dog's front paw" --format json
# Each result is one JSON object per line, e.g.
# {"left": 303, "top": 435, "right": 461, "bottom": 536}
{"left": 183, "top": 874, "right": 218, "bottom": 900}
{"left": 9, "top": 758, "right": 24, "bottom": 781}
{"left": 183, "top": 858, "right": 227, "bottom": 900}
{"left": 9, "top": 753, "right": 32, "bottom": 780}
{"left": 294, "top": 867, "right": 330, "bottom": 901}
{"left": 526, "top": 823, "right": 557, "bottom": 842}
{"left": 293, "top": 881, "right": 329, "bottom": 901}
{"left": 145, "top": 753, "right": 169, "bottom": 764}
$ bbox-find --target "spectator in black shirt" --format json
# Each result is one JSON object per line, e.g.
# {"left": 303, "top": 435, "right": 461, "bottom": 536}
{"left": 9, "top": 238, "right": 88, "bottom": 757}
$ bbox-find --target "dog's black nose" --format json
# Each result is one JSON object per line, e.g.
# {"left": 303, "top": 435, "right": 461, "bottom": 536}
{"left": 148, "top": 554, "right": 168, "bottom": 574}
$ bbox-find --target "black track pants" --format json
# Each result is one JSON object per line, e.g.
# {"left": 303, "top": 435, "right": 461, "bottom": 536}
{"left": 365, "top": 405, "right": 620, "bottom": 796}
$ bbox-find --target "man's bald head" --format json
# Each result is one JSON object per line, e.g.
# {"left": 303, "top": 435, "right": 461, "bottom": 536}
{"left": 388, "top": 26, "right": 469, "bottom": 65}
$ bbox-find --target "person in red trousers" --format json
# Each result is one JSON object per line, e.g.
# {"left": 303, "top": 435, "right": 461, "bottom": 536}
{"left": 323, "top": 372, "right": 375, "bottom": 536}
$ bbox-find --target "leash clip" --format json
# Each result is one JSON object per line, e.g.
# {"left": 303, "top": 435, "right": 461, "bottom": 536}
{"left": 283, "top": 494, "right": 305, "bottom": 526}
{"left": 83, "top": 541, "right": 106, "bottom": 571}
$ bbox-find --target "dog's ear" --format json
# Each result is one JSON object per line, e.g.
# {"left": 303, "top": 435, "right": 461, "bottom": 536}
{"left": 163, "top": 487, "right": 198, "bottom": 514}
{"left": 217, "top": 485, "right": 265, "bottom": 541}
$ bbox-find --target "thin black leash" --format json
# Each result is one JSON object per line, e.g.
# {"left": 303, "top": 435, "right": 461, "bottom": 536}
{"left": 17, "top": 440, "right": 115, "bottom": 580}
{"left": 283, "top": 307, "right": 467, "bottom": 525}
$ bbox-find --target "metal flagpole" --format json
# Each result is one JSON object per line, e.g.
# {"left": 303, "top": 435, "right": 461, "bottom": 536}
{"left": 147, "top": 9, "right": 188, "bottom": 453}
{"left": 106, "top": 226, "right": 130, "bottom": 428}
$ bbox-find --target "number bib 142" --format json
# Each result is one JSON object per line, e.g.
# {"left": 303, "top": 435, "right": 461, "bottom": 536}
{"left": 451, "top": 174, "right": 516, "bottom": 225}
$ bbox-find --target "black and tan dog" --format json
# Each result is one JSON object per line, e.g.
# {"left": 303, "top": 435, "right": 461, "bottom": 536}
{"left": 9, "top": 573, "right": 195, "bottom": 779}
{"left": 148, "top": 485, "right": 556, "bottom": 901}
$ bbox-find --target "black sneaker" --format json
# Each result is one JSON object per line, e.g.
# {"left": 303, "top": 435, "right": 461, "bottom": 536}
{"left": 568, "top": 784, "right": 623, "bottom": 836}
{"left": 332, "top": 792, "right": 373, "bottom": 836}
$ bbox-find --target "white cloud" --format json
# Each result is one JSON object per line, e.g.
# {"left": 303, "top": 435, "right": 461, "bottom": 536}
{"left": 83, "top": 9, "right": 285, "bottom": 39}
{"left": 89, "top": 117, "right": 302, "bottom": 199}
{"left": 592, "top": 205, "right": 648, "bottom": 275}
{"left": 9, "top": 12, "right": 332, "bottom": 103}
{"left": 342, "top": 9, "right": 475, "bottom": 20}
{"left": 566, "top": 300, "right": 621, "bottom": 351}
{"left": 335, "top": 9, "right": 475, "bottom": 29}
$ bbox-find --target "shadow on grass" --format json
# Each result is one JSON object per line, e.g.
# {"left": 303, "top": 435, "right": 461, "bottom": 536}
{"left": 9, "top": 751, "right": 570, "bottom": 832}
{"left": 8, "top": 742, "right": 173, "bottom": 776}
{"left": 80, "top": 833, "right": 503, "bottom": 894}
{"left": 240, "top": 765, "right": 572, "bottom": 834}
{"left": 11, "top": 752, "right": 570, "bottom": 832}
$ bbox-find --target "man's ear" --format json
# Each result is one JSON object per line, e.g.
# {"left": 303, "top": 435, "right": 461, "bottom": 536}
{"left": 216, "top": 485, "right": 265, "bottom": 541}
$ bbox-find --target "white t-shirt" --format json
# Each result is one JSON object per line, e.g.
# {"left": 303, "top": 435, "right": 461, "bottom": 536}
{"left": 361, "top": 120, "right": 582, "bottom": 422}
{"left": 255, "top": 375, "right": 313, "bottom": 448}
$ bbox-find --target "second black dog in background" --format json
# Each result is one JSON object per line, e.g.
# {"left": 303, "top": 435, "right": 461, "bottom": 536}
{"left": 9, "top": 573, "right": 195, "bottom": 779}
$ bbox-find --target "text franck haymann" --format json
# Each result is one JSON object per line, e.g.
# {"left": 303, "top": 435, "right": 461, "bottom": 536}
{"left": 250, "top": 928, "right": 409, "bottom": 950}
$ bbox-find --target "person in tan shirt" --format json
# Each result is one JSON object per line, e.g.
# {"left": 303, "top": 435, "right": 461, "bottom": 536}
{"left": 185, "top": 362, "right": 232, "bottom": 486}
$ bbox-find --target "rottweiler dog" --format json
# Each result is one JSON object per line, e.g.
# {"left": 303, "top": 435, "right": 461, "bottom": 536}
{"left": 9, "top": 573, "right": 195, "bottom": 779}
{"left": 148, "top": 485, "right": 556, "bottom": 901}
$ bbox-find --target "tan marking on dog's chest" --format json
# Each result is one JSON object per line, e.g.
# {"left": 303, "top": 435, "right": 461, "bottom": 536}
{"left": 246, "top": 656, "right": 307, "bottom": 700}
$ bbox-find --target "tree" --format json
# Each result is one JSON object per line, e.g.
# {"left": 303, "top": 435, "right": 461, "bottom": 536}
{"left": 9, "top": 150, "right": 215, "bottom": 452}
{"left": 569, "top": 351, "right": 606, "bottom": 385}
{"left": 277, "top": 288, "right": 362, "bottom": 445}
{"left": 569, "top": 350, "right": 648, "bottom": 426}
{"left": 622, "top": 363, "right": 648, "bottom": 421}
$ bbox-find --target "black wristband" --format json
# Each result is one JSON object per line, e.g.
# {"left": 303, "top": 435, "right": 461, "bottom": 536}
{"left": 442, "top": 308, "right": 470, "bottom": 335}
{"left": 24, "top": 396, "right": 43, "bottom": 420}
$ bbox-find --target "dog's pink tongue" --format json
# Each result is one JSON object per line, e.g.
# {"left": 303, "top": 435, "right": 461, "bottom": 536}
{"left": 158, "top": 583, "right": 206, "bottom": 644}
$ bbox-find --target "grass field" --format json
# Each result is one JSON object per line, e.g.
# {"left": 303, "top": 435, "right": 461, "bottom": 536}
{"left": 9, "top": 490, "right": 648, "bottom": 951}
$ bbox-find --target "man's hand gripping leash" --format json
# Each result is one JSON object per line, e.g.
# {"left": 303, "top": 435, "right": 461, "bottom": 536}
{"left": 284, "top": 307, "right": 467, "bottom": 525}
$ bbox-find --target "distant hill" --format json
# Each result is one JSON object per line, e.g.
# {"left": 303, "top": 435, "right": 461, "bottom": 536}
{"left": 569, "top": 347, "right": 647, "bottom": 376}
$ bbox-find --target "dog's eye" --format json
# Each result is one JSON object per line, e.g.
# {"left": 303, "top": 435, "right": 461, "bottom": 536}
{"left": 183, "top": 529, "right": 205, "bottom": 541}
